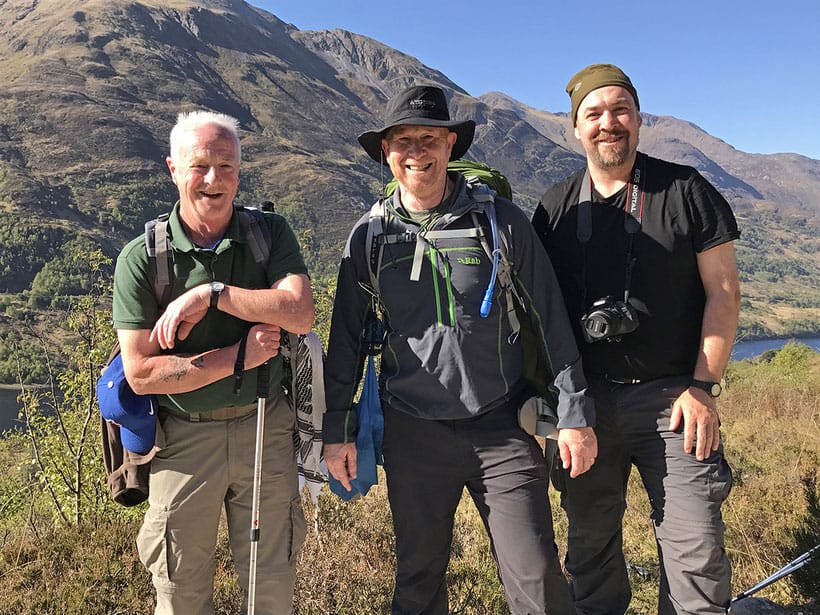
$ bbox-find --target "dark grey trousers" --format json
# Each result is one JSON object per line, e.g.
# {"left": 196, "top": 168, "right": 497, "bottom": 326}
{"left": 553, "top": 375, "right": 733, "bottom": 615}
{"left": 382, "top": 402, "right": 574, "bottom": 615}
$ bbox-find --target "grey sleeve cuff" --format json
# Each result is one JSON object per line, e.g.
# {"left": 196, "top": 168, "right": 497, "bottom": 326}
{"left": 553, "top": 359, "right": 596, "bottom": 429}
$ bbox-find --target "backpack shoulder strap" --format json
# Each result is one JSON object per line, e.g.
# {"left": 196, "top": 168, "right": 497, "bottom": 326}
{"left": 468, "top": 185, "right": 523, "bottom": 338}
{"left": 235, "top": 205, "right": 272, "bottom": 266}
{"left": 144, "top": 213, "right": 173, "bottom": 307}
{"left": 366, "top": 200, "right": 388, "bottom": 295}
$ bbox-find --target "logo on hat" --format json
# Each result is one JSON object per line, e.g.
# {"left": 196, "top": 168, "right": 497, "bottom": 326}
{"left": 408, "top": 98, "right": 436, "bottom": 111}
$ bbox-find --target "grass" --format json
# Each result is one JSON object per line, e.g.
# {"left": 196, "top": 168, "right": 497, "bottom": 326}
{"left": 0, "top": 344, "right": 818, "bottom": 614}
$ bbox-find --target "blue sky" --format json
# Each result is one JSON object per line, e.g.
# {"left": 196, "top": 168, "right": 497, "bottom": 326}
{"left": 253, "top": 0, "right": 820, "bottom": 161}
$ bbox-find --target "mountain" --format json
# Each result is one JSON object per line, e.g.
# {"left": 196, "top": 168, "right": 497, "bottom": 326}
{"left": 0, "top": 0, "right": 818, "bottom": 343}
{"left": 481, "top": 91, "right": 820, "bottom": 210}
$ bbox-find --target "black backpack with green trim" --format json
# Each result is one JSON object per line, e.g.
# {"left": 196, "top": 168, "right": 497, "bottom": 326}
{"left": 368, "top": 161, "right": 558, "bottom": 412}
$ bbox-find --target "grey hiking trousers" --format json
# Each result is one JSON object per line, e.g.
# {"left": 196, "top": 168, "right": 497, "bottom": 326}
{"left": 382, "top": 401, "right": 574, "bottom": 615}
{"left": 553, "top": 375, "right": 733, "bottom": 615}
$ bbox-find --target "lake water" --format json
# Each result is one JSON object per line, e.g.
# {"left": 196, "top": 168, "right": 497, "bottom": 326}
{"left": 730, "top": 336, "right": 820, "bottom": 361}
{"left": 0, "top": 387, "right": 26, "bottom": 433}
{"left": 0, "top": 337, "right": 818, "bottom": 433}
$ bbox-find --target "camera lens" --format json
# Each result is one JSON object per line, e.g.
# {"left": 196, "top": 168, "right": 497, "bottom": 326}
{"left": 581, "top": 296, "right": 639, "bottom": 343}
{"left": 583, "top": 314, "right": 610, "bottom": 339}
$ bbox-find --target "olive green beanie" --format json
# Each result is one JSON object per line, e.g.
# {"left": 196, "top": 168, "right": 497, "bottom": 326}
{"left": 565, "top": 63, "right": 639, "bottom": 125}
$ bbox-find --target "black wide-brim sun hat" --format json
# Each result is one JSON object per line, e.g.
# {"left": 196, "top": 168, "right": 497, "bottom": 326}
{"left": 358, "top": 85, "right": 476, "bottom": 165}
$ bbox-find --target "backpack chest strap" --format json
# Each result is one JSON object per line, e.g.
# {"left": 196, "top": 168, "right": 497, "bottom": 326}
{"left": 409, "top": 227, "right": 482, "bottom": 281}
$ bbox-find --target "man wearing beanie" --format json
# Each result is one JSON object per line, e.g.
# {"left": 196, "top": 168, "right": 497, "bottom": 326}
{"left": 532, "top": 64, "right": 740, "bottom": 614}
{"left": 324, "top": 84, "right": 598, "bottom": 614}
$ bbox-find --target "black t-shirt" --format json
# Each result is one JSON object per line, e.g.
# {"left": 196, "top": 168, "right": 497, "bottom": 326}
{"left": 532, "top": 152, "right": 740, "bottom": 381}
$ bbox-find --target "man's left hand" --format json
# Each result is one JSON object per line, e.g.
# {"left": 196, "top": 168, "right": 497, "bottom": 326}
{"left": 150, "top": 284, "right": 210, "bottom": 349}
{"left": 669, "top": 388, "right": 721, "bottom": 460}
{"left": 558, "top": 426, "right": 598, "bottom": 478}
{"left": 324, "top": 442, "right": 358, "bottom": 492}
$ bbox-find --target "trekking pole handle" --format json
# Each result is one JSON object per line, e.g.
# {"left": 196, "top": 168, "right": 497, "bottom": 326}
{"left": 732, "top": 543, "right": 820, "bottom": 602}
{"left": 257, "top": 359, "right": 271, "bottom": 400}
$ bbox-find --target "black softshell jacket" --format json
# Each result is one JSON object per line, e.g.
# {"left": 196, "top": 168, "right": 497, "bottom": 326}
{"left": 323, "top": 174, "right": 593, "bottom": 443}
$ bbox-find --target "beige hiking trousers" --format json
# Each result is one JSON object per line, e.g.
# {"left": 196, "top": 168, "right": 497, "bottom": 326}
{"left": 137, "top": 390, "right": 306, "bottom": 615}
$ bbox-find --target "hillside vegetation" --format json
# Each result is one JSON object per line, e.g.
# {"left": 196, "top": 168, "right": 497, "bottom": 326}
{"left": 0, "top": 0, "right": 819, "bottom": 371}
{"left": 0, "top": 270, "right": 817, "bottom": 613}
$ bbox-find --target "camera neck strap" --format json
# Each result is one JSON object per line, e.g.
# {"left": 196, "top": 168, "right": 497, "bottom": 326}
{"left": 576, "top": 158, "right": 646, "bottom": 306}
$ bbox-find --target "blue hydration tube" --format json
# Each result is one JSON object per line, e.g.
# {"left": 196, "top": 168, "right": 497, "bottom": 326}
{"left": 480, "top": 205, "right": 500, "bottom": 318}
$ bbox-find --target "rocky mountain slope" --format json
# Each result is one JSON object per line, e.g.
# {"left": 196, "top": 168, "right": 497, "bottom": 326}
{"left": 0, "top": 0, "right": 817, "bottom": 339}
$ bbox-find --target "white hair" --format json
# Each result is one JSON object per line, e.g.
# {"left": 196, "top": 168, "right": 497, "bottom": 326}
{"left": 169, "top": 110, "right": 241, "bottom": 162}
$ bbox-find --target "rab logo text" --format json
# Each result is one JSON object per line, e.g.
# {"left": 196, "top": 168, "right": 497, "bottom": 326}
{"left": 457, "top": 256, "right": 481, "bottom": 266}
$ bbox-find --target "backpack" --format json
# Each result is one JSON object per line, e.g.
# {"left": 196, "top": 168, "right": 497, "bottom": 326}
{"left": 367, "top": 182, "right": 522, "bottom": 339}
{"left": 368, "top": 164, "right": 559, "bottom": 415}
{"left": 99, "top": 203, "right": 326, "bottom": 506}
{"left": 280, "top": 330, "right": 327, "bottom": 505}
{"left": 376, "top": 159, "right": 514, "bottom": 304}
{"left": 385, "top": 158, "right": 513, "bottom": 201}
{"left": 100, "top": 204, "right": 274, "bottom": 403}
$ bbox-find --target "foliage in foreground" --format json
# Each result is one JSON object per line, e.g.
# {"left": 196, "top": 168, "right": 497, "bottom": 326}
{"left": 0, "top": 273, "right": 817, "bottom": 614}
{"left": 721, "top": 343, "right": 820, "bottom": 603}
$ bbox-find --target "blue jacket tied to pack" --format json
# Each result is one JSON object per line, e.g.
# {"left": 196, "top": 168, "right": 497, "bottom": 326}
{"left": 329, "top": 355, "right": 383, "bottom": 500}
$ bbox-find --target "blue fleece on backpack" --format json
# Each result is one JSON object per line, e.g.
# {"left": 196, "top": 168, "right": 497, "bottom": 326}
{"left": 329, "top": 356, "right": 383, "bottom": 500}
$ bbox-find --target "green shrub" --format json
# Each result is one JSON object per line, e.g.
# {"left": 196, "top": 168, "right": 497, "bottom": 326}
{"left": 0, "top": 316, "right": 817, "bottom": 612}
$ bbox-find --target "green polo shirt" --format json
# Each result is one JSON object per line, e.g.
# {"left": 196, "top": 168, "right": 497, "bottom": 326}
{"left": 112, "top": 203, "right": 308, "bottom": 413}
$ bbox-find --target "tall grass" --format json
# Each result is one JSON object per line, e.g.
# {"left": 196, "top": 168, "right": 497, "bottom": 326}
{"left": 720, "top": 343, "right": 820, "bottom": 605}
{"left": 0, "top": 344, "right": 817, "bottom": 614}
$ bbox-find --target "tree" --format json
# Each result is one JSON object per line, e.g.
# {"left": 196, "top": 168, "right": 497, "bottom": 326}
{"left": 5, "top": 246, "right": 119, "bottom": 526}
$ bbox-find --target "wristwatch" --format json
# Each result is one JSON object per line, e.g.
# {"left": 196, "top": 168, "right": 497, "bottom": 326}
{"left": 209, "top": 281, "right": 225, "bottom": 309}
{"left": 690, "top": 379, "right": 722, "bottom": 398}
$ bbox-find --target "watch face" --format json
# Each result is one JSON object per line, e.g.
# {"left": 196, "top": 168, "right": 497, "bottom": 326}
{"left": 691, "top": 379, "right": 721, "bottom": 398}
{"left": 210, "top": 281, "right": 225, "bottom": 308}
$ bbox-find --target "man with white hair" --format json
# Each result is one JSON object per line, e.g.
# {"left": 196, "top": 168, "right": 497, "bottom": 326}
{"left": 113, "top": 110, "right": 314, "bottom": 614}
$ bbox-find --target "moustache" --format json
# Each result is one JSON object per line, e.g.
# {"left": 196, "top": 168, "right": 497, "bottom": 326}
{"left": 593, "top": 130, "right": 627, "bottom": 143}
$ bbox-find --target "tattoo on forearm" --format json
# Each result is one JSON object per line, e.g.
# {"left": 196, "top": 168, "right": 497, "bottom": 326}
{"left": 159, "top": 355, "right": 205, "bottom": 382}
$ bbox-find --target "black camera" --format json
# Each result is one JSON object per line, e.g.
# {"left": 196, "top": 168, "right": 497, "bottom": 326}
{"left": 580, "top": 296, "right": 639, "bottom": 343}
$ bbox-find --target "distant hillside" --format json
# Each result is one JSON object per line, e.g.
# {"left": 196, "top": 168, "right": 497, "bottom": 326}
{"left": 478, "top": 92, "right": 820, "bottom": 338}
{"left": 0, "top": 0, "right": 818, "bottom": 351}
{"left": 481, "top": 91, "right": 820, "bottom": 212}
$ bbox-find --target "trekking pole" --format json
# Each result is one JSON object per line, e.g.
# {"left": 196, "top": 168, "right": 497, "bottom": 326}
{"left": 247, "top": 359, "right": 271, "bottom": 615}
{"left": 731, "top": 543, "right": 820, "bottom": 603}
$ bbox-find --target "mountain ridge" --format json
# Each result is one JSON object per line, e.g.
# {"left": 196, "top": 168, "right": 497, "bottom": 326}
{"left": 0, "top": 0, "right": 817, "bottom": 343}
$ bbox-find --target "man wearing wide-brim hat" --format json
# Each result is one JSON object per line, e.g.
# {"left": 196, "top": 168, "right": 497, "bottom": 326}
{"left": 323, "top": 84, "right": 597, "bottom": 614}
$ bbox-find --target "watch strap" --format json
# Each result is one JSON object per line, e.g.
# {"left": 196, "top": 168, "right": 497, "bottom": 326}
{"left": 232, "top": 333, "right": 248, "bottom": 395}
{"left": 690, "top": 378, "right": 721, "bottom": 398}
{"left": 210, "top": 282, "right": 224, "bottom": 309}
